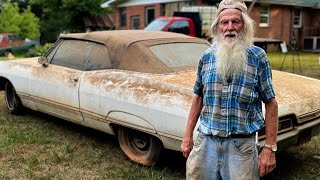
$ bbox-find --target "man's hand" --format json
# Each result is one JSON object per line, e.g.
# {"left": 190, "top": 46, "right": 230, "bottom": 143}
{"left": 181, "top": 135, "right": 194, "bottom": 158}
{"left": 258, "top": 148, "right": 276, "bottom": 177}
{"left": 181, "top": 95, "right": 203, "bottom": 158}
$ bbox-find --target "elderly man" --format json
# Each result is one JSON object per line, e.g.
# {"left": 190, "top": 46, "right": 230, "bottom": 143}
{"left": 181, "top": 0, "right": 278, "bottom": 179}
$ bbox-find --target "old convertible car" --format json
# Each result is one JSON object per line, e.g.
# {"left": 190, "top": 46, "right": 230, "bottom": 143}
{"left": 0, "top": 30, "right": 319, "bottom": 166}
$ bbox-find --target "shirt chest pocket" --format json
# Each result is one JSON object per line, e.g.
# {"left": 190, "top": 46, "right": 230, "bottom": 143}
{"left": 237, "top": 80, "right": 258, "bottom": 104}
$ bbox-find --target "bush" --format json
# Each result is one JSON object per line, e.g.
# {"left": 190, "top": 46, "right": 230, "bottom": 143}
{"left": 26, "top": 43, "right": 53, "bottom": 57}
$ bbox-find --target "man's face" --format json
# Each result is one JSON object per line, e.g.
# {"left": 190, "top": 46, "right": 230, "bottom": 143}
{"left": 217, "top": 9, "right": 244, "bottom": 42}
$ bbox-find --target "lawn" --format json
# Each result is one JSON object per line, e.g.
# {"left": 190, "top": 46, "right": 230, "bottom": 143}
{"left": 268, "top": 51, "right": 320, "bottom": 79}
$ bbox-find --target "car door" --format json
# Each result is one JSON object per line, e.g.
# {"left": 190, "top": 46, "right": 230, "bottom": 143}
{"left": 28, "top": 39, "right": 94, "bottom": 123}
{"left": 78, "top": 43, "right": 114, "bottom": 132}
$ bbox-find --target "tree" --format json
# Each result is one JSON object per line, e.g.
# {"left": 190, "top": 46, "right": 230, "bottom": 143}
{"left": 0, "top": 2, "right": 40, "bottom": 39}
{"left": 29, "top": 0, "right": 113, "bottom": 43}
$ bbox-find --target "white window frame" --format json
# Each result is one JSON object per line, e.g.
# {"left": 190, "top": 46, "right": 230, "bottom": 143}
{"left": 131, "top": 16, "right": 140, "bottom": 30}
{"left": 145, "top": 6, "right": 155, "bottom": 26}
{"left": 259, "top": 4, "right": 270, "bottom": 27}
{"left": 293, "top": 8, "right": 302, "bottom": 28}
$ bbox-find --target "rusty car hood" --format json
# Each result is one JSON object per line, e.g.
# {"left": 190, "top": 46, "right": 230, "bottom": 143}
{"left": 147, "top": 70, "right": 320, "bottom": 123}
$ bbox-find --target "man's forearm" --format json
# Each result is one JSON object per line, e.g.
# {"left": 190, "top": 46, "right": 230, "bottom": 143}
{"left": 184, "top": 95, "right": 203, "bottom": 138}
{"left": 264, "top": 98, "right": 278, "bottom": 145}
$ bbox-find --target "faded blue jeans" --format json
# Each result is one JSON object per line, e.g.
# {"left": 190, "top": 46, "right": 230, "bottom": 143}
{"left": 186, "top": 132, "right": 260, "bottom": 180}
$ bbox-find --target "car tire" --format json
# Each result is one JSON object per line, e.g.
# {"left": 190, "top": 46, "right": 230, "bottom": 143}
{"left": 5, "top": 81, "right": 23, "bottom": 114}
{"left": 4, "top": 50, "right": 12, "bottom": 57}
{"left": 118, "top": 127, "right": 162, "bottom": 166}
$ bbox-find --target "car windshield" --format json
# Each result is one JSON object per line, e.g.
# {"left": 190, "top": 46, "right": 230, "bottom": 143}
{"left": 149, "top": 42, "right": 209, "bottom": 70}
{"left": 145, "top": 19, "right": 170, "bottom": 31}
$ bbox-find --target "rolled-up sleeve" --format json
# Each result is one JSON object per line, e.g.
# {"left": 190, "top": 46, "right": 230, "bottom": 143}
{"left": 257, "top": 51, "right": 276, "bottom": 103}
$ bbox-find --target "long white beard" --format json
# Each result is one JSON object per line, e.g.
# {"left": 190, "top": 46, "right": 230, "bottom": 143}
{"left": 214, "top": 31, "right": 251, "bottom": 82}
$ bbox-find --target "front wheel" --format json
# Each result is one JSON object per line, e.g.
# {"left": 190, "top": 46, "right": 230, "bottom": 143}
{"left": 5, "top": 81, "right": 23, "bottom": 114}
{"left": 4, "top": 50, "right": 12, "bottom": 57}
{"left": 118, "top": 127, "right": 162, "bottom": 166}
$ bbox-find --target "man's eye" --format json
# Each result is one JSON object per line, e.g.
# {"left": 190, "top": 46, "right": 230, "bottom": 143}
{"left": 220, "top": 21, "right": 228, "bottom": 25}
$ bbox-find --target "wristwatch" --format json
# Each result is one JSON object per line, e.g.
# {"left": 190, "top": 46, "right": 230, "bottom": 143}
{"left": 264, "top": 144, "right": 277, "bottom": 152}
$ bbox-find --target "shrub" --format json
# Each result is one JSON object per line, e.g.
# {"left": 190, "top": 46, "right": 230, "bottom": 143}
{"left": 26, "top": 43, "right": 53, "bottom": 57}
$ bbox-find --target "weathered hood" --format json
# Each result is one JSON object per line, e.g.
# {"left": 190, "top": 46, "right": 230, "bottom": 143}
{"left": 147, "top": 71, "right": 196, "bottom": 89}
{"left": 147, "top": 70, "right": 320, "bottom": 123}
{"left": 272, "top": 70, "right": 320, "bottom": 123}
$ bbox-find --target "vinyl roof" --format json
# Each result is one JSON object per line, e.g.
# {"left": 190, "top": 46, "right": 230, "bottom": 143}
{"left": 60, "top": 30, "right": 206, "bottom": 47}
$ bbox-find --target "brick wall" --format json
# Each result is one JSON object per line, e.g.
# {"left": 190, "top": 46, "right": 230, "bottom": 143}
{"left": 114, "top": 4, "right": 161, "bottom": 30}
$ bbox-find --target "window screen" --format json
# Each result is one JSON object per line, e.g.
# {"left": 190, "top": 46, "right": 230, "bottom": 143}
{"left": 86, "top": 43, "right": 112, "bottom": 70}
{"left": 50, "top": 39, "right": 93, "bottom": 70}
{"left": 259, "top": 5, "right": 269, "bottom": 27}
{"left": 293, "top": 8, "right": 302, "bottom": 28}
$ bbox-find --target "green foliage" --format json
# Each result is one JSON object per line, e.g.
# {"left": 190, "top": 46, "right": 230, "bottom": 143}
{"left": 19, "top": 6, "right": 40, "bottom": 39}
{"left": 0, "top": 2, "right": 40, "bottom": 39}
{"left": 0, "top": 2, "right": 21, "bottom": 34}
{"left": 29, "top": 0, "right": 112, "bottom": 42}
{"left": 26, "top": 43, "right": 52, "bottom": 57}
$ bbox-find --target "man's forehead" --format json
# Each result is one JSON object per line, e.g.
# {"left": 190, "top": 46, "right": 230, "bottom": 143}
{"left": 219, "top": 9, "right": 242, "bottom": 20}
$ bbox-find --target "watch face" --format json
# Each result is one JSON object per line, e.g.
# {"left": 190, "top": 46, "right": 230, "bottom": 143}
{"left": 272, "top": 145, "right": 277, "bottom": 151}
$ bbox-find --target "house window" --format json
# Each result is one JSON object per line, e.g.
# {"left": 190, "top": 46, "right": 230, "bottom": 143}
{"left": 160, "top": 3, "right": 165, "bottom": 16}
{"left": 293, "top": 8, "right": 302, "bottom": 28}
{"left": 259, "top": 4, "right": 269, "bottom": 27}
{"left": 131, "top": 16, "right": 140, "bottom": 29}
{"left": 119, "top": 7, "right": 126, "bottom": 27}
{"left": 145, "top": 6, "right": 155, "bottom": 26}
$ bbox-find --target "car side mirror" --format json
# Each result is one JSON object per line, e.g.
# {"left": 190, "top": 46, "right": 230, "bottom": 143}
{"left": 38, "top": 56, "right": 49, "bottom": 67}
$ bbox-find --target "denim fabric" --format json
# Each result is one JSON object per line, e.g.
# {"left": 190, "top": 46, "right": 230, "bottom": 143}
{"left": 186, "top": 132, "right": 260, "bottom": 180}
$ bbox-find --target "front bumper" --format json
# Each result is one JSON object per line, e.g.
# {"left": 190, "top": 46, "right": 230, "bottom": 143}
{"left": 258, "top": 117, "right": 320, "bottom": 151}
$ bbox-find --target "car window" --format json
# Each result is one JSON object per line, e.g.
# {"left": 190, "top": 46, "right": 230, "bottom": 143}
{"left": 8, "top": 35, "right": 15, "bottom": 41}
{"left": 144, "top": 19, "right": 170, "bottom": 31}
{"left": 50, "top": 39, "right": 94, "bottom": 70}
{"left": 85, "top": 43, "right": 112, "bottom": 71}
{"left": 149, "top": 42, "right": 209, "bottom": 69}
{"left": 167, "top": 21, "right": 190, "bottom": 35}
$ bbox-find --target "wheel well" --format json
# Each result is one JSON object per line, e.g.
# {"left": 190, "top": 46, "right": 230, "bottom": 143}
{"left": 0, "top": 77, "right": 9, "bottom": 91}
{"left": 110, "top": 124, "right": 163, "bottom": 146}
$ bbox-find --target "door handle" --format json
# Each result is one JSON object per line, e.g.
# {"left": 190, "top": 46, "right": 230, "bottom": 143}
{"left": 72, "top": 78, "right": 79, "bottom": 82}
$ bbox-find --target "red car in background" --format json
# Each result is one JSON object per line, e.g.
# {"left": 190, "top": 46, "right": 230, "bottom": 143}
{"left": 0, "top": 33, "right": 39, "bottom": 56}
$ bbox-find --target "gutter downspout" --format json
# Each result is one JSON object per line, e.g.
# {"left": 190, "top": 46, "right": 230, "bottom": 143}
{"left": 248, "top": 0, "right": 258, "bottom": 13}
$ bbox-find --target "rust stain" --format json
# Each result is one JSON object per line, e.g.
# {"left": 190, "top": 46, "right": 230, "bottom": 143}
{"left": 272, "top": 70, "right": 320, "bottom": 116}
{"left": 84, "top": 70, "right": 194, "bottom": 114}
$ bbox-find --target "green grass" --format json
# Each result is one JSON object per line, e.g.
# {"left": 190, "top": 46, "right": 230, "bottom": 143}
{"left": 268, "top": 51, "right": 320, "bottom": 79}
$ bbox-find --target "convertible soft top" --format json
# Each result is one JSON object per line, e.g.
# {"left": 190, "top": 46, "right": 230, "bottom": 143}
{"left": 60, "top": 30, "right": 208, "bottom": 47}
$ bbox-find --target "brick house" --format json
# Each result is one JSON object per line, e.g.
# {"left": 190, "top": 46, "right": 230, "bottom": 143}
{"left": 101, "top": 0, "right": 320, "bottom": 51}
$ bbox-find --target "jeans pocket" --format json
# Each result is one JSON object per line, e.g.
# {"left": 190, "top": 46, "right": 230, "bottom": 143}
{"left": 193, "top": 132, "right": 206, "bottom": 148}
{"left": 232, "top": 137, "right": 255, "bottom": 155}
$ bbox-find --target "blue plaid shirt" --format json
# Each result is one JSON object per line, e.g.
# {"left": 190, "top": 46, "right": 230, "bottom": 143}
{"left": 193, "top": 45, "right": 276, "bottom": 137}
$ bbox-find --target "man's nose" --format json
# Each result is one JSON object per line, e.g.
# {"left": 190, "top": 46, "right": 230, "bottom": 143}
{"left": 226, "top": 21, "right": 234, "bottom": 31}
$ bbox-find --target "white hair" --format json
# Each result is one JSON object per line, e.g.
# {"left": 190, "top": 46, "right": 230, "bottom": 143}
{"left": 211, "top": 12, "right": 255, "bottom": 44}
{"left": 210, "top": 12, "right": 256, "bottom": 82}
